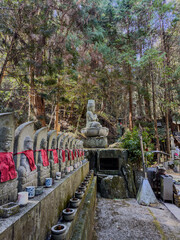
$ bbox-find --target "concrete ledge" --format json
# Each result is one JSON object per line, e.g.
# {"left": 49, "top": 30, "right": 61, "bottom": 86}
{"left": 71, "top": 176, "right": 97, "bottom": 240}
{"left": 0, "top": 161, "right": 89, "bottom": 240}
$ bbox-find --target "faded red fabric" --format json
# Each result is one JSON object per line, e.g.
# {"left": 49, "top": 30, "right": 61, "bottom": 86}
{"left": 0, "top": 152, "right": 17, "bottom": 182}
{"left": 40, "top": 149, "right": 49, "bottom": 166}
{"left": 23, "top": 150, "right": 36, "bottom": 171}
{"left": 61, "top": 150, "right": 66, "bottom": 162}
{"left": 71, "top": 150, "right": 74, "bottom": 160}
{"left": 77, "top": 150, "right": 80, "bottom": 157}
{"left": 48, "top": 149, "right": 59, "bottom": 163}
{"left": 66, "top": 150, "right": 71, "bottom": 161}
{"left": 52, "top": 150, "right": 58, "bottom": 164}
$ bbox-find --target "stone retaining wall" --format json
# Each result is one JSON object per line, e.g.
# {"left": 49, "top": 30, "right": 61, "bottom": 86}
{"left": 0, "top": 161, "right": 89, "bottom": 240}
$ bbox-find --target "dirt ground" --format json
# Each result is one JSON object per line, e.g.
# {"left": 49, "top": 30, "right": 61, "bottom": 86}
{"left": 92, "top": 197, "right": 180, "bottom": 240}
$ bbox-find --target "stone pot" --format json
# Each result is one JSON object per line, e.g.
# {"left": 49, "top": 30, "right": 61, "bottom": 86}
{"left": 75, "top": 190, "right": 84, "bottom": 199}
{"left": 83, "top": 180, "right": 89, "bottom": 185}
{"left": 70, "top": 197, "right": 80, "bottom": 208}
{"left": 85, "top": 175, "right": 91, "bottom": 180}
{"left": 51, "top": 224, "right": 67, "bottom": 240}
{"left": 78, "top": 185, "right": 86, "bottom": 192}
{"left": 62, "top": 208, "right": 75, "bottom": 221}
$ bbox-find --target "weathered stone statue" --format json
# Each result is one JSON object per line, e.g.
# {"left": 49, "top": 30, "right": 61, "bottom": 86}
{"left": 34, "top": 127, "right": 50, "bottom": 186}
{"left": 0, "top": 113, "right": 18, "bottom": 205}
{"left": 14, "top": 121, "right": 37, "bottom": 192}
{"left": 81, "top": 100, "right": 109, "bottom": 148}
{"left": 47, "top": 130, "right": 59, "bottom": 179}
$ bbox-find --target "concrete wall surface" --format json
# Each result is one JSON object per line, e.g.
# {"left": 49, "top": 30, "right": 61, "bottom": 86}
{"left": 0, "top": 161, "right": 89, "bottom": 240}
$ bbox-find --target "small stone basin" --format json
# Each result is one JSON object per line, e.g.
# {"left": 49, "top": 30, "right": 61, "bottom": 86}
{"left": 0, "top": 202, "right": 20, "bottom": 218}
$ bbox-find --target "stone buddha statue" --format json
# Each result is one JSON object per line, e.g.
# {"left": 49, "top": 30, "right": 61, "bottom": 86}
{"left": 86, "top": 100, "right": 101, "bottom": 128}
{"left": 81, "top": 100, "right": 109, "bottom": 148}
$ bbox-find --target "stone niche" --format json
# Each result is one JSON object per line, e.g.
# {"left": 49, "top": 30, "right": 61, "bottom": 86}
{"left": 34, "top": 127, "right": 50, "bottom": 186}
{"left": 14, "top": 121, "right": 38, "bottom": 191}
{"left": 47, "top": 130, "right": 59, "bottom": 179}
{"left": 0, "top": 113, "right": 18, "bottom": 205}
{"left": 86, "top": 148, "right": 137, "bottom": 198}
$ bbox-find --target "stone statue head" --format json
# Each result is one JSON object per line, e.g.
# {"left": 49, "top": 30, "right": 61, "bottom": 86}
{"left": 24, "top": 136, "right": 33, "bottom": 150}
{"left": 0, "top": 127, "right": 12, "bottom": 152}
{"left": 40, "top": 138, "right": 47, "bottom": 150}
{"left": 51, "top": 138, "right": 56, "bottom": 149}
{"left": 87, "top": 100, "right": 95, "bottom": 112}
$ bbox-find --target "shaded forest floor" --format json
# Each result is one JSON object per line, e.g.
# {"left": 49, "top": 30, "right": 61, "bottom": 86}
{"left": 92, "top": 198, "right": 180, "bottom": 240}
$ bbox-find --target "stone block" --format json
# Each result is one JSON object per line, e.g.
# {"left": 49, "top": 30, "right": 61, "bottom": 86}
{"left": 83, "top": 137, "right": 108, "bottom": 148}
{"left": 100, "top": 175, "right": 128, "bottom": 199}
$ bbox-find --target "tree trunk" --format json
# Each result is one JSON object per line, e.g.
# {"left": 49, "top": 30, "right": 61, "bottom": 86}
{"left": 54, "top": 103, "right": 60, "bottom": 131}
{"left": 34, "top": 94, "right": 46, "bottom": 126}
{"left": 150, "top": 64, "right": 160, "bottom": 161}
{"left": 128, "top": 65, "right": 133, "bottom": 131}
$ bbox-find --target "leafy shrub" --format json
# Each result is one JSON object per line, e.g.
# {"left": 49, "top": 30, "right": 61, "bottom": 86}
{"left": 120, "top": 127, "right": 154, "bottom": 168}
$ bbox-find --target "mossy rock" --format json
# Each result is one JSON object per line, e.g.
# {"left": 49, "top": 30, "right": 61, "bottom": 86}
{"left": 100, "top": 175, "right": 128, "bottom": 199}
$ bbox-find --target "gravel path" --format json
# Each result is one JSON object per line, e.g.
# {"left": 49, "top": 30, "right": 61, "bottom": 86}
{"left": 92, "top": 198, "right": 180, "bottom": 240}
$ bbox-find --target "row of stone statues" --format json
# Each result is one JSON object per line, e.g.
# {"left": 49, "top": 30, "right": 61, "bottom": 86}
{"left": 0, "top": 113, "right": 84, "bottom": 206}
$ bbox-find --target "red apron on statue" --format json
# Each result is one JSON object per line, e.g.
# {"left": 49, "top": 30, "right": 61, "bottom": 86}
{"left": 0, "top": 152, "right": 17, "bottom": 182}
{"left": 52, "top": 149, "right": 58, "bottom": 164}
{"left": 40, "top": 149, "right": 49, "bottom": 166}
{"left": 71, "top": 150, "right": 74, "bottom": 160}
{"left": 23, "top": 150, "right": 36, "bottom": 171}
{"left": 61, "top": 150, "right": 66, "bottom": 162}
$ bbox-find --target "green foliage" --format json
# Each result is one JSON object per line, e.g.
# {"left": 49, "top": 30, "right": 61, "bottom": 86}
{"left": 120, "top": 127, "right": 154, "bottom": 166}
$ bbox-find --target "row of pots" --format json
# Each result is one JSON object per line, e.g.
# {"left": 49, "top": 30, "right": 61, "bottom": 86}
{"left": 51, "top": 170, "right": 94, "bottom": 240}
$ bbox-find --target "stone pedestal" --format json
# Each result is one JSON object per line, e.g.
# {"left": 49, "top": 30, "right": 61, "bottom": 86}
{"left": 83, "top": 137, "right": 108, "bottom": 148}
{"left": 0, "top": 179, "right": 18, "bottom": 206}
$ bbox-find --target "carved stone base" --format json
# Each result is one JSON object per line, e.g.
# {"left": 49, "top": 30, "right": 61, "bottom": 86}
{"left": 0, "top": 179, "right": 18, "bottom": 205}
{"left": 83, "top": 137, "right": 108, "bottom": 148}
{"left": 37, "top": 165, "right": 50, "bottom": 186}
{"left": 18, "top": 170, "right": 38, "bottom": 192}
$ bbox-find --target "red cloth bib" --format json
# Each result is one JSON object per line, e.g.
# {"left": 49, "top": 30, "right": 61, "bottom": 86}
{"left": 77, "top": 150, "right": 80, "bottom": 157}
{"left": 40, "top": 149, "right": 49, "bottom": 166}
{"left": 61, "top": 150, "right": 66, "bottom": 163}
{"left": 23, "top": 150, "right": 36, "bottom": 171}
{"left": 71, "top": 150, "right": 74, "bottom": 160}
{"left": 0, "top": 152, "right": 17, "bottom": 182}
{"left": 66, "top": 150, "right": 71, "bottom": 161}
{"left": 52, "top": 149, "right": 58, "bottom": 164}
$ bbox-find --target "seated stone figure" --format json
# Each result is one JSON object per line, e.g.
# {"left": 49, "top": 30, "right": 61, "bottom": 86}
{"left": 81, "top": 100, "right": 109, "bottom": 137}
{"left": 0, "top": 113, "right": 18, "bottom": 205}
{"left": 81, "top": 100, "right": 109, "bottom": 148}
{"left": 19, "top": 136, "right": 36, "bottom": 175}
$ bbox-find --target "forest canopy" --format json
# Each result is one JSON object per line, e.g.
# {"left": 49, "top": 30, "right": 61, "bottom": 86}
{"left": 0, "top": 0, "right": 180, "bottom": 152}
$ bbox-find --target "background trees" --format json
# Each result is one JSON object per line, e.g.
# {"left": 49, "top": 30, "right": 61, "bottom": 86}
{"left": 0, "top": 0, "right": 179, "bottom": 149}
